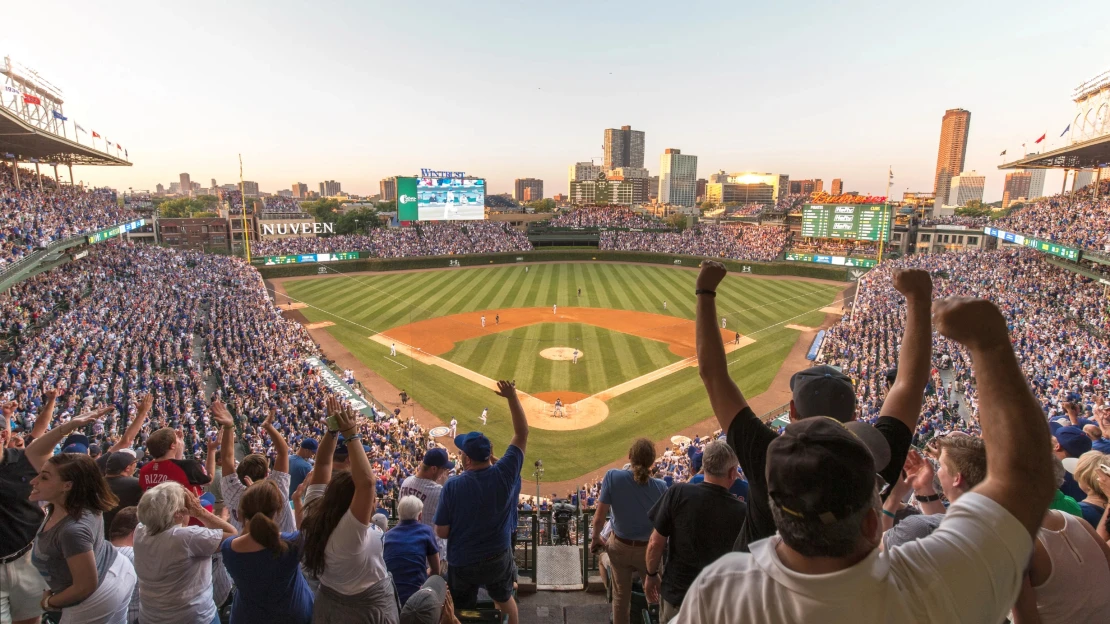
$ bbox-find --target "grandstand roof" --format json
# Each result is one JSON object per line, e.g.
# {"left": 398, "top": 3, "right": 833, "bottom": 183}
{"left": 999, "top": 133, "right": 1110, "bottom": 170}
{"left": 0, "top": 106, "right": 130, "bottom": 167}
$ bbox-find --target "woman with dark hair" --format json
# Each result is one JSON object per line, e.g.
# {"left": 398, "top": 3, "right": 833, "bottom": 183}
{"left": 301, "top": 397, "right": 397, "bottom": 623}
{"left": 589, "top": 437, "right": 667, "bottom": 624}
{"left": 221, "top": 479, "right": 313, "bottom": 623}
{"left": 25, "top": 408, "right": 137, "bottom": 624}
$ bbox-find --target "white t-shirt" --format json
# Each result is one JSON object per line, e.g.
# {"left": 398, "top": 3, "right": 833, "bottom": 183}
{"left": 133, "top": 524, "right": 225, "bottom": 624}
{"left": 677, "top": 493, "right": 1032, "bottom": 624}
{"left": 222, "top": 469, "right": 295, "bottom": 533}
{"left": 304, "top": 484, "right": 389, "bottom": 595}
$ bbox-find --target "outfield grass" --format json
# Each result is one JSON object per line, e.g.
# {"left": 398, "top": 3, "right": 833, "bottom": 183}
{"left": 283, "top": 263, "right": 841, "bottom": 481}
{"left": 441, "top": 323, "right": 682, "bottom": 395}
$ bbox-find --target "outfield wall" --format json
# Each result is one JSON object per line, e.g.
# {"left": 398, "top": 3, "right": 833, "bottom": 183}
{"left": 255, "top": 249, "right": 863, "bottom": 281}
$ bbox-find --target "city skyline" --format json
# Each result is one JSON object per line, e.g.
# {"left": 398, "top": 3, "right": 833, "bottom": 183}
{"left": 3, "top": 1, "right": 1105, "bottom": 202}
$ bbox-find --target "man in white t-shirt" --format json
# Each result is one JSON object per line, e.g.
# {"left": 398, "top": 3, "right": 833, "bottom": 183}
{"left": 213, "top": 404, "right": 296, "bottom": 532}
{"left": 677, "top": 297, "right": 1056, "bottom": 624}
{"left": 399, "top": 448, "right": 455, "bottom": 560}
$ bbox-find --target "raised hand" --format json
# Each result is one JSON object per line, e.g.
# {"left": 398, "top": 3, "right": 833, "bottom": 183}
{"left": 262, "top": 407, "right": 275, "bottom": 429}
{"left": 696, "top": 260, "right": 728, "bottom": 292}
{"left": 328, "top": 397, "right": 357, "bottom": 434}
{"left": 892, "top": 268, "right": 933, "bottom": 302}
{"left": 210, "top": 399, "right": 234, "bottom": 428}
{"left": 138, "top": 393, "right": 154, "bottom": 416}
{"left": 1, "top": 401, "right": 18, "bottom": 417}
{"left": 932, "top": 297, "right": 1010, "bottom": 352}
{"left": 903, "top": 448, "right": 936, "bottom": 492}
{"left": 69, "top": 405, "right": 113, "bottom": 430}
{"left": 495, "top": 380, "right": 517, "bottom": 400}
{"left": 42, "top": 387, "right": 61, "bottom": 401}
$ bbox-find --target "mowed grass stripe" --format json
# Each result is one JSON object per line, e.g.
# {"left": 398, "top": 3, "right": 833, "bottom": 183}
{"left": 615, "top": 264, "right": 663, "bottom": 315}
{"left": 584, "top": 264, "right": 615, "bottom": 310}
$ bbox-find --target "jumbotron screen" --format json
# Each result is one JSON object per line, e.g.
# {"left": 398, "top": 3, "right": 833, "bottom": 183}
{"left": 396, "top": 177, "right": 485, "bottom": 221}
{"left": 800, "top": 204, "right": 890, "bottom": 242}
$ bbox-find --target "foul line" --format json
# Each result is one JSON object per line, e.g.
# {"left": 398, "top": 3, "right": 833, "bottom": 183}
{"left": 384, "top": 356, "right": 409, "bottom": 370}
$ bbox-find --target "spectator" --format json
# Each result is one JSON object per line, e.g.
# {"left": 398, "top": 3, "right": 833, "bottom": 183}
{"left": 644, "top": 440, "right": 745, "bottom": 623}
{"left": 25, "top": 410, "right": 136, "bottom": 624}
{"left": 398, "top": 576, "right": 460, "bottom": 624}
{"left": 213, "top": 403, "right": 295, "bottom": 533}
{"left": 133, "top": 482, "right": 237, "bottom": 624}
{"left": 103, "top": 451, "right": 143, "bottom": 539}
{"left": 383, "top": 495, "right": 441, "bottom": 606}
{"left": 300, "top": 398, "right": 396, "bottom": 623}
{"left": 1066, "top": 451, "right": 1109, "bottom": 529}
{"left": 589, "top": 438, "right": 667, "bottom": 624}
{"left": 221, "top": 480, "right": 313, "bottom": 624}
{"left": 694, "top": 261, "right": 934, "bottom": 551}
{"left": 677, "top": 297, "right": 1056, "bottom": 623}
{"left": 434, "top": 381, "right": 527, "bottom": 624}
{"left": 289, "top": 438, "right": 317, "bottom": 497}
{"left": 398, "top": 448, "right": 454, "bottom": 561}
{"left": 108, "top": 507, "right": 141, "bottom": 624}
{"left": 882, "top": 437, "right": 985, "bottom": 548}
{"left": 0, "top": 405, "right": 50, "bottom": 624}
{"left": 1052, "top": 425, "right": 1092, "bottom": 501}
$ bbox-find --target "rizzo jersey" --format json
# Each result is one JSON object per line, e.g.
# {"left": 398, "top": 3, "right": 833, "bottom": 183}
{"left": 139, "top": 459, "right": 212, "bottom": 525}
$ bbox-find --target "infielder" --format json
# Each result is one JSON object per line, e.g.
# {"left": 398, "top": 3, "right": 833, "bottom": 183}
{"left": 553, "top": 303, "right": 558, "bottom": 315}
{"left": 663, "top": 300, "right": 667, "bottom": 310}
{"left": 553, "top": 398, "right": 564, "bottom": 418}
{"left": 391, "top": 343, "right": 397, "bottom": 356}
{"left": 572, "top": 349, "right": 579, "bottom": 364}
{"left": 734, "top": 331, "right": 741, "bottom": 345}
{"left": 450, "top": 418, "right": 458, "bottom": 437}
{"left": 481, "top": 315, "right": 486, "bottom": 328}
{"left": 480, "top": 408, "right": 488, "bottom": 426}
{"left": 495, "top": 314, "right": 500, "bottom": 325}
{"left": 721, "top": 317, "right": 727, "bottom": 329}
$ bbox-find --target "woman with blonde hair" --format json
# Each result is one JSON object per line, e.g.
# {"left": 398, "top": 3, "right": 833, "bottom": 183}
{"left": 589, "top": 438, "right": 667, "bottom": 624}
{"left": 1070, "top": 450, "right": 1109, "bottom": 529}
{"left": 221, "top": 479, "right": 313, "bottom": 623}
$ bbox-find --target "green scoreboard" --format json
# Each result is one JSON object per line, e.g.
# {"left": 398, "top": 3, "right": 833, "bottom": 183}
{"left": 801, "top": 204, "right": 890, "bottom": 242}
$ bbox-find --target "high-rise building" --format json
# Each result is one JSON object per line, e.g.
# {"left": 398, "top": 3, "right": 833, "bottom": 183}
{"left": 155, "top": 183, "right": 165, "bottom": 195}
{"left": 169, "top": 182, "right": 181, "bottom": 194}
{"left": 831, "top": 179, "right": 843, "bottom": 195}
{"left": 1001, "top": 172, "right": 1032, "bottom": 209}
{"left": 1027, "top": 168, "right": 1046, "bottom": 200}
{"left": 790, "top": 180, "right": 818, "bottom": 195}
{"left": 179, "top": 173, "right": 192, "bottom": 197}
{"left": 946, "top": 171, "right": 985, "bottom": 207}
{"left": 658, "top": 149, "right": 698, "bottom": 207}
{"left": 708, "top": 170, "right": 729, "bottom": 184}
{"left": 277, "top": 189, "right": 293, "bottom": 198}
{"left": 379, "top": 177, "right": 397, "bottom": 201}
{"left": 933, "top": 109, "right": 972, "bottom": 212}
{"left": 210, "top": 178, "right": 217, "bottom": 190}
{"left": 514, "top": 178, "right": 544, "bottom": 202}
{"left": 609, "top": 167, "right": 649, "bottom": 179}
{"left": 603, "top": 125, "right": 645, "bottom": 170}
{"left": 568, "top": 162, "right": 604, "bottom": 188}
{"left": 291, "top": 182, "right": 308, "bottom": 199}
{"left": 240, "top": 181, "right": 260, "bottom": 197}
{"left": 814, "top": 179, "right": 823, "bottom": 193}
{"left": 319, "top": 180, "right": 341, "bottom": 197}
{"left": 705, "top": 172, "right": 789, "bottom": 206}
{"left": 696, "top": 178, "right": 708, "bottom": 202}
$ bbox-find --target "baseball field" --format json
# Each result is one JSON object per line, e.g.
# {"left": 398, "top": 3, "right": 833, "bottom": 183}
{"left": 276, "top": 262, "right": 844, "bottom": 483}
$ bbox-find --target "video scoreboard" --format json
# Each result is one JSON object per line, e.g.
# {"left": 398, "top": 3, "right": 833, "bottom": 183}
{"left": 785, "top": 252, "right": 877, "bottom": 268}
{"left": 396, "top": 175, "right": 486, "bottom": 222}
{"left": 261, "top": 251, "right": 359, "bottom": 265}
{"left": 801, "top": 204, "right": 890, "bottom": 242}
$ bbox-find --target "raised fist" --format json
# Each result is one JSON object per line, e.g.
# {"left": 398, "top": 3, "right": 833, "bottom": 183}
{"left": 696, "top": 260, "right": 727, "bottom": 292}
{"left": 932, "top": 297, "right": 1009, "bottom": 352}
{"left": 892, "top": 269, "right": 933, "bottom": 302}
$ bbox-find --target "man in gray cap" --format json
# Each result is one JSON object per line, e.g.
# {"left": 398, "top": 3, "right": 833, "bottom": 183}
{"left": 400, "top": 575, "right": 459, "bottom": 624}
{"left": 679, "top": 296, "right": 1055, "bottom": 623}
{"left": 694, "top": 260, "right": 935, "bottom": 551}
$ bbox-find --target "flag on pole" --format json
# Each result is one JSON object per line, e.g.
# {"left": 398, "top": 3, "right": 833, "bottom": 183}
{"left": 75, "top": 123, "right": 86, "bottom": 133}
{"left": 125, "top": 149, "right": 128, "bottom": 158}
{"left": 22, "top": 94, "right": 41, "bottom": 106}
{"left": 1000, "top": 149, "right": 1007, "bottom": 156}
{"left": 889, "top": 167, "right": 894, "bottom": 180}
{"left": 52, "top": 110, "right": 67, "bottom": 121}
{"left": 116, "top": 143, "right": 121, "bottom": 150}
{"left": 1034, "top": 133, "right": 1046, "bottom": 144}
{"left": 1060, "top": 124, "right": 1070, "bottom": 137}
{"left": 92, "top": 130, "right": 101, "bottom": 138}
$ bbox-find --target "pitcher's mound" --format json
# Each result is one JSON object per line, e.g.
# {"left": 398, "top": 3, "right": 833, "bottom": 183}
{"left": 540, "top": 347, "right": 582, "bottom": 361}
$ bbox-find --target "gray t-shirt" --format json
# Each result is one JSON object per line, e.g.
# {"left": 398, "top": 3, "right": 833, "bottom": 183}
{"left": 883, "top": 512, "right": 946, "bottom": 550}
{"left": 32, "top": 509, "right": 118, "bottom": 595}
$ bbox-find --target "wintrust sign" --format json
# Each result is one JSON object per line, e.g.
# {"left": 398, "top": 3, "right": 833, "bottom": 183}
{"left": 261, "top": 222, "right": 334, "bottom": 236}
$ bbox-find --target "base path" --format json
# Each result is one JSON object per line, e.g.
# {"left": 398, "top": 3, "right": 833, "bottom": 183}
{"left": 371, "top": 307, "right": 752, "bottom": 431}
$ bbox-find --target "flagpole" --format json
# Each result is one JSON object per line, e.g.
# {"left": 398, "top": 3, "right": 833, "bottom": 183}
{"left": 239, "top": 154, "right": 252, "bottom": 263}
{"left": 879, "top": 166, "right": 892, "bottom": 265}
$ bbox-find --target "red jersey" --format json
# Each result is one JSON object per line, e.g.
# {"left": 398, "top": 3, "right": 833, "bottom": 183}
{"left": 139, "top": 459, "right": 212, "bottom": 525}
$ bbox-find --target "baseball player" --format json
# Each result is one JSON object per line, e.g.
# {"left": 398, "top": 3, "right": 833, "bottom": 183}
{"left": 450, "top": 418, "right": 458, "bottom": 437}
{"left": 663, "top": 300, "right": 667, "bottom": 311}
{"left": 391, "top": 343, "right": 397, "bottom": 356}
{"left": 734, "top": 331, "right": 741, "bottom": 345}
{"left": 481, "top": 315, "right": 486, "bottom": 328}
{"left": 577, "top": 288, "right": 581, "bottom": 297}
{"left": 721, "top": 317, "right": 727, "bottom": 329}
{"left": 572, "top": 349, "right": 579, "bottom": 364}
{"left": 553, "top": 303, "right": 558, "bottom": 315}
{"left": 554, "top": 398, "right": 564, "bottom": 418}
{"left": 495, "top": 314, "right": 500, "bottom": 325}
{"left": 480, "top": 408, "right": 488, "bottom": 426}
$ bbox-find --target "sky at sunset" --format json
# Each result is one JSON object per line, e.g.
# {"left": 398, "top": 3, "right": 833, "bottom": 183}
{"left": 3, "top": 0, "right": 1105, "bottom": 201}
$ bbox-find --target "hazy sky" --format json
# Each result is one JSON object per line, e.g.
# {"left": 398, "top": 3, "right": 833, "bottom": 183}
{"left": 4, "top": 1, "right": 1105, "bottom": 201}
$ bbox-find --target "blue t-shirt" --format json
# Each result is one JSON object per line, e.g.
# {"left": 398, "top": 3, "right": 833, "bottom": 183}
{"left": 434, "top": 444, "right": 523, "bottom": 567}
{"left": 599, "top": 469, "right": 667, "bottom": 542}
{"left": 287, "top": 456, "right": 313, "bottom": 498}
{"left": 684, "top": 474, "right": 748, "bottom": 502}
{"left": 220, "top": 532, "right": 313, "bottom": 624}
{"left": 1079, "top": 501, "right": 1105, "bottom": 530}
{"left": 1093, "top": 438, "right": 1110, "bottom": 454}
{"left": 382, "top": 520, "right": 439, "bottom": 605}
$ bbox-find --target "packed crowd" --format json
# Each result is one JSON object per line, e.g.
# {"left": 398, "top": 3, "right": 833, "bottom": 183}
{"left": 0, "top": 165, "right": 136, "bottom": 267}
{"left": 600, "top": 224, "right": 789, "bottom": 262}
{"left": 789, "top": 238, "right": 879, "bottom": 258}
{"left": 548, "top": 207, "right": 663, "bottom": 229}
{"left": 774, "top": 193, "right": 810, "bottom": 214}
{"left": 261, "top": 196, "right": 306, "bottom": 214}
{"left": 724, "top": 204, "right": 764, "bottom": 218}
{"left": 919, "top": 215, "right": 989, "bottom": 228}
{"left": 994, "top": 193, "right": 1110, "bottom": 251}
{"left": 252, "top": 222, "right": 532, "bottom": 258}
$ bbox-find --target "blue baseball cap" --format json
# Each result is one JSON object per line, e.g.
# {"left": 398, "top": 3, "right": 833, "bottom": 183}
{"left": 1053, "top": 425, "right": 1093, "bottom": 458}
{"left": 454, "top": 432, "right": 492, "bottom": 462}
{"left": 61, "top": 434, "right": 89, "bottom": 455}
{"left": 422, "top": 447, "right": 455, "bottom": 469}
{"left": 299, "top": 438, "right": 319, "bottom": 452}
{"left": 199, "top": 492, "right": 216, "bottom": 511}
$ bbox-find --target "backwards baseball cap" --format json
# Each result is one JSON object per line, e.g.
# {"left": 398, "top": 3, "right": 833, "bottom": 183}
{"left": 106, "top": 451, "right": 138, "bottom": 474}
{"left": 299, "top": 438, "right": 319, "bottom": 452}
{"left": 61, "top": 434, "right": 90, "bottom": 455}
{"left": 766, "top": 417, "right": 891, "bottom": 524}
{"left": 422, "top": 447, "right": 455, "bottom": 469}
{"left": 400, "top": 575, "right": 448, "bottom": 624}
{"left": 1053, "top": 425, "right": 1093, "bottom": 458}
{"left": 790, "top": 365, "right": 857, "bottom": 423}
{"left": 454, "top": 432, "right": 492, "bottom": 462}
